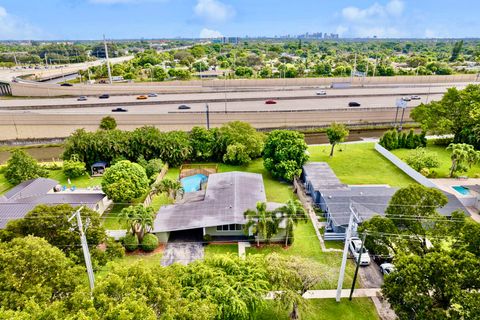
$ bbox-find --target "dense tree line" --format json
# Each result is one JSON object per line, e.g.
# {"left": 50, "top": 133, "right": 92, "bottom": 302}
{"left": 379, "top": 129, "right": 427, "bottom": 150}
{"left": 358, "top": 185, "right": 480, "bottom": 319}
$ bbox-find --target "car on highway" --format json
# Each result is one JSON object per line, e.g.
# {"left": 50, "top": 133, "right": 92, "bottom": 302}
{"left": 265, "top": 100, "right": 277, "bottom": 104}
{"left": 77, "top": 96, "right": 87, "bottom": 101}
{"left": 410, "top": 95, "right": 421, "bottom": 100}
{"left": 60, "top": 83, "right": 73, "bottom": 87}
{"left": 99, "top": 94, "right": 110, "bottom": 99}
{"left": 147, "top": 93, "right": 158, "bottom": 97}
{"left": 379, "top": 263, "right": 395, "bottom": 275}
{"left": 316, "top": 90, "right": 327, "bottom": 95}
{"left": 402, "top": 96, "right": 412, "bottom": 101}
{"left": 111, "top": 107, "right": 128, "bottom": 112}
{"left": 349, "top": 237, "right": 371, "bottom": 266}
{"left": 137, "top": 95, "right": 148, "bottom": 100}
{"left": 178, "top": 104, "right": 191, "bottom": 110}
{"left": 348, "top": 101, "right": 361, "bottom": 107}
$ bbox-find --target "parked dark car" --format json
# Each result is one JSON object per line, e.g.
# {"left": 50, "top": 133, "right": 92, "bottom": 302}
{"left": 348, "top": 101, "right": 361, "bottom": 107}
{"left": 111, "top": 107, "right": 127, "bottom": 112}
{"left": 99, "top": 94, "right": 110, "bottom": 99}
{"left": 178, "top": 104, "right": 191, "bottom": 110}
{"left": 60, "top": 83, "right": 73, "bottom": 87}
{"left": 265, "top": 100, "right": 277, "bottom": 104}
{"left": 373, "top": 255, "right": 394, "bottom": 266}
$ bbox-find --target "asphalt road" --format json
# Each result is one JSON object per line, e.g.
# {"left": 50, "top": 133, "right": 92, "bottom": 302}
{"left": 0, "top": 83, "right": 463, "bottom": 109}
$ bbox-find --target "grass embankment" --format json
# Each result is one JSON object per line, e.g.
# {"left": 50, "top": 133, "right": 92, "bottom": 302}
{"left": 308, "top": 143, "right": 415, "bottom": 187}
{"left": 392, "top": 143, "right": 480, "bottom": 178}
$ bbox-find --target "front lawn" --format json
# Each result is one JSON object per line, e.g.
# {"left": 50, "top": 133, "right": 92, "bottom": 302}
{"left": 246, "top": 221, "right": 355, "bottom": 290}
{"left": 255, "top": 298, "right": 380, "bottom": 320}
{"left": 308, "top": 143, "right": 415, "bottom": 187}
{"left": 204, "top": 244, "right": 238, "bottom": 258}
{"left": 392, "top": 143, "right": 480, "bottom": 178}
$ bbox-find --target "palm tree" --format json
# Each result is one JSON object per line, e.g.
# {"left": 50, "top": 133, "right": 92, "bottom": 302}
{"left": 244, "top": 202, "right": 279, "bottom": 247}
{"left": 153, "top": 178, "right": 184, "bottom": 199}
{"left": 276, "top": 199, "right": 306, "bottom": 247}
{"left": 447, "top": 143, "right": 480, "bottom": 177}
{"left": 119, "top": 205, "right": 155, "bottom": 242}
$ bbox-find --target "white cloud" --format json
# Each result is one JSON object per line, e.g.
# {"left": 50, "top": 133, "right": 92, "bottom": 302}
{"left": 0, "top": 6, "right": 44, "bottom": 39}
{"left": 194, "top": 0, "right": 235, "bottom": 23}
{"left": 338, "top": 0, "right": 407, "bottom": 38}
{"left": 199, "top": 28, "right": 223, "bottom": 38}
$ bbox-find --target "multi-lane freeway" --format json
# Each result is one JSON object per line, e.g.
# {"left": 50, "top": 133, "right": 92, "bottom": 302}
{"left": 0, "top": 81, "right": 471, "bottom": 140}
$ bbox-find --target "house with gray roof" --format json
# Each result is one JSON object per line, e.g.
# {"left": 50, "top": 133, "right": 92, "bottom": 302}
{"left": 0, "top": 178, "right": 110, "bottom": 229}
{"left": 153, "top": 171, "right": 283, "bottom": 242}
{"left": 301, "top": 162, "right": 469, "bottom": 236}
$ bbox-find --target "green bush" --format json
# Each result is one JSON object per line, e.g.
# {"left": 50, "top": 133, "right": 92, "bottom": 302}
{"left": 406, "top": 148, "right": 440, "bottom": 171}
{"left": 105, "top": 237, "right": 125, "bottom": 259}
{"left": 379, "top": 129, "right": 426, "bottom": 150}
{"left": 122, "top": 234, "right": 139, "bottom": 252}
{"left": 99, "top": 116, "right": 117, "bottom": 130}
{"left": 62, "top": 160, "right": 86, "bottom": 179}
{"left": 140, "top": 234, "right": 158, "bottom": 252}
{"left": 4, "top": 150, "right": 48, "bottom": 185}
{"left": 145, "top": 159, "right": 164, "bottom": 181}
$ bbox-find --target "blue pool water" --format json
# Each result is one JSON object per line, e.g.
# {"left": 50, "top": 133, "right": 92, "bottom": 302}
{"left": 452, "top": 186, "right": 470, "bottom": 196}
{"left": 181, "top": 174, "right": 208, "bottom": 193}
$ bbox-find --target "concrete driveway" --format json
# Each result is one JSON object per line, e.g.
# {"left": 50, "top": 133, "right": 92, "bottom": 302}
{"left": 359, "top": 258, "right": 384, "bottom": 288}
{"left": 160, "top": 243, "right": 204, "bottom": 266}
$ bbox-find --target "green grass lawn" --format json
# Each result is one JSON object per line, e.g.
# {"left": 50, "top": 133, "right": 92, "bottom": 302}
{"left": 47, "top": 169, "right": 103, "bottom": 188}
{"left": 392, "top": 143, "right": 480, "bottom": 178}
{"left": 204, "top": 244, "right": 238, "bottom": 258}
{"left": 246, "top": 221, "right": 355, "bottom": 290}
{"left": 255, "top": 298, "right": 379, "bottom": 320}
{"left": 101, "top": 204, "right": 129, "bottom": 230}
{"left": 308, "top": 143, "right": 415, "bottom": 187}
{"left": 0, "top": 171, "right": 12, "bottom": 195}
{"left": 149, "top": 193, "right": 174, "bottom": 212}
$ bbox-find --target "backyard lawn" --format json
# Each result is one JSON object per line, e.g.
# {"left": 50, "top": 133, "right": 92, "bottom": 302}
{"left": 392, "top": 143, "right": 480, "bottom": 178}
{"left": 47, "top": 169, "right": 103, "bottom": 188}
{"left": 308, "top": 143, "right": 415, "bottom": 187}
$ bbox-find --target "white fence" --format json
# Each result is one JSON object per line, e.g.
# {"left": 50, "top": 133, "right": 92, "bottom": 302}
{"left": 374, "top": 143, "right": 437, "bottom": 188}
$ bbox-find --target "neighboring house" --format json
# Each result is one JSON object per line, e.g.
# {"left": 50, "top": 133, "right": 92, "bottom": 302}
{"left": 467, "top": 185, "right": 480, "bottom": 210}
{"left": 301, "top": 162, "right": 469, "bottom": 237}
{"left": 153, "top": 171, "right": 283, "bottom": 243}
{"left": 0, "top": 178, "right": 110, "bottom": 229}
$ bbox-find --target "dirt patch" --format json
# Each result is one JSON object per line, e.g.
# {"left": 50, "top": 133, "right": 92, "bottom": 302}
{"left": 0, "top": 145, "right": 64, "bottom": 164}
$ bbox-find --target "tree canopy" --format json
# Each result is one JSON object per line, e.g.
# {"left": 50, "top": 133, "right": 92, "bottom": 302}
{"left": 326, "top": 122, "right": 349, "bottom": 157}
{"left": 263, "top": 130, "right": 309, "bottom": 181}
{"left": 4, "top": 149, "right": 48, "bottom": 185}
{"left": 101, "top": 160, "right": 149, "bottom": 202}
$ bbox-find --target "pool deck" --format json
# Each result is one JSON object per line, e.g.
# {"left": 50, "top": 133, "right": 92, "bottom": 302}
{"left": 430, "top": 178, "right": 480, "bottom": 222}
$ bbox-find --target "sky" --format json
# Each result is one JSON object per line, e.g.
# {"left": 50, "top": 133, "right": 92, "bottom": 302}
{"left": 0, "top": 0, "right": 479, "bottom": 40}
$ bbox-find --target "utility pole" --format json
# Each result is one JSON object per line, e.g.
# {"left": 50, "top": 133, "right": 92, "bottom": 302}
{"left": 103, "top": 34, "right": 113, "bottom": 84}
{"left": 206, "top": 103, "right": 210, "bottom": 129}
{"left": 336, "top": 203, "right": 358, "bottom": 302}
{"left": 351, "top": 53, "right": 357, "bottom": 83}
{"left": 68, "top": 207, "right": 95, "bottom": 297}
{"left": 349, "top": 232, "right": 367, "bottom": 300}
{"left": 224, "top": 76, "right": 228, "bottom": 114}
{"left": 45, "top": 54, "right": 48, "bottom": 67}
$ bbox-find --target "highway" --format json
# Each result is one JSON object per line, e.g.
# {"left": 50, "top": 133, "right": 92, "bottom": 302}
{"left": 0, "top": 83, "right": 462, "bottom": 109}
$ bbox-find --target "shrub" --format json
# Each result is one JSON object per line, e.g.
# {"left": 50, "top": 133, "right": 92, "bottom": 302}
{"left": 223, "top": 143, "right": 251, "bottom": 165}
{"left": 420, "top": 168, "right": 430, "bottom": 177}
{"left": 406, "top": 148, "right": 440, "bottom": 171}
{"left": 4, "top": 150, "right": 48, "bottom": 185}
{"left": 379, "top": 129, "right": 426, "bottom": 150}
{"left": 62, "top": 160, "right": 86, "bottom": 179}
{"left": 101, "top": 160, "right": 149, "bottom": 202}
{"left": 145, "top": 159, "right": 163, "bottom": 182}
{"left": 123, "top": 234, "right": 139, "bottom": 252}
{"left": 99, "top": 116, "right": 117, "bottom": 130}
{"left": 105, "top": 237, "right": 125, "bottom": 259}
{"left": 203, "top": 234, "right": 213, "bottom": 242}
{"left": 141, "top": 234, "right": 158, "bottom": 252}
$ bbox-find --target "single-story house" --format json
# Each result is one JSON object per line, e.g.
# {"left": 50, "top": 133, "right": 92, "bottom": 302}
{"left": 0, "top": 178, "right": 110, "bottom": 229}
{"left": 153, "top": 171, "right": 284, "bottom": 243}
{"left": 301, "top": 162, "right": 469, "bottom": 236}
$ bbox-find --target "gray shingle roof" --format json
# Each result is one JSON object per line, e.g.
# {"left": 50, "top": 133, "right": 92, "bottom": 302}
{"left": 153, "top": 171, "right": 281, "bottom": 232}
{"left": 303, "top": 162, "right": 470, "bottom": 228}
{"left": 0, "top": 178, "right": 105, "bottom": 229}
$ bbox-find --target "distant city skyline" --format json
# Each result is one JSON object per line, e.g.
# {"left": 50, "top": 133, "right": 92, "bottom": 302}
{"left": 1, "top": 0, "right": 480, "bottom": 40}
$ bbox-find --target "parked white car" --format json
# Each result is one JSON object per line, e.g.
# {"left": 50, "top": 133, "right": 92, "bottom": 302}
{"left": 316, "top": 90, "right": 327, "bottom": 95}
{"left": 349, "top": 237, "right": 371, "bottom": 266}
{"left": 380, "top": 263, "right": 396, "bottom": 275}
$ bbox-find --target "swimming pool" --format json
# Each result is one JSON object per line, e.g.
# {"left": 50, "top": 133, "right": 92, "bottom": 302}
{"left": 452, "top": 185, "right": 470, "bottom": 196}
{"left": 180, "top": 174, "right": 208, "bottom": 193}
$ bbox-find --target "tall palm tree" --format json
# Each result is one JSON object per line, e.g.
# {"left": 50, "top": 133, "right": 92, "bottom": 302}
{"left": 119, "top": 205, "right": 155, "bottom": 242}
{"left": 244, "top": 202, "right": 279, "bottom": 247}
{"left": 276, "top": 199, "right": 306, "bottom": 247}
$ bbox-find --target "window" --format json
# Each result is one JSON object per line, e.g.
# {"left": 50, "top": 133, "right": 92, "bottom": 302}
{"left": 216, "top": 225, "right": 222, "bottom": 231}
{"left": 229, "top": 224, "right": 236, "bottom": 230}
{"left": 235, "top": 224, "right": 243, "bottom": 231}
{"left": 222, "top": 225, "right": 229, "bottom": 231}
{"left": 216, "top": 224, "right": 243, "bottom": 232}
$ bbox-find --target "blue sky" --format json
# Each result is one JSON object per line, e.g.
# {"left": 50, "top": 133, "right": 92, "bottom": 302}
{"left": 0, "top": 0, "right": 479, "bottom": 40}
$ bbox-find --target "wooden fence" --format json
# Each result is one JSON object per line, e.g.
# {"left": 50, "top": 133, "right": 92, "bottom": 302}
{"left": 143, "top": 163, "right": 169, "bottom": 207}
{"left": 179, "top": 164, "right": 218, "bottom": 179}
